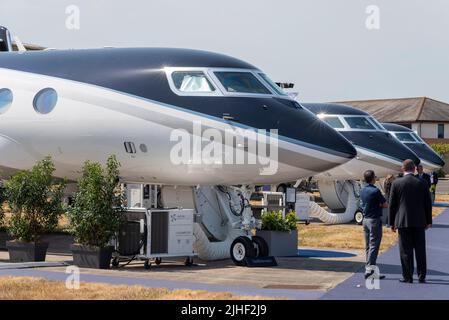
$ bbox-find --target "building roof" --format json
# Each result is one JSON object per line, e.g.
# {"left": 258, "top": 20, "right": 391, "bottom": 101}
{"left": 13, "top": 43, "right": 46, "bottom": 51}
{"left": 336, "top": 97, "right": 449, "bottom": 123}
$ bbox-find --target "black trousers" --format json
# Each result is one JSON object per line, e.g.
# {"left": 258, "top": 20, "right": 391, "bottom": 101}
{"left": 398, "top": 228, "right": 427, "bottom": 280}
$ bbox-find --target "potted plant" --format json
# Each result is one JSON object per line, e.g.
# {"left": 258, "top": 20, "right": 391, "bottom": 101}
{"left": 256, "top": 211, "right": 298, "bottom": 257}
{"left": 0, "top": 184, "right": 8, "bottom": 249}
{"left": 68, "top": 155, "right": 124, "bottom": 269}
{"left": 4, "top": 157, "right": 66, "bottom": 262}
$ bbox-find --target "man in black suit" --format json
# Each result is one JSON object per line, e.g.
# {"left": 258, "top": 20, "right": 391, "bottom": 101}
{"left": 415, "top": 164, "right": 431, "bottom": 189}
{"left": 389, "top": 159, "right": 432, "bottom": 283}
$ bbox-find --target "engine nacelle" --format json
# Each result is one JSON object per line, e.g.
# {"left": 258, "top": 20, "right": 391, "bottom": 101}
{"left": 318, "top": 180, "right": 360, "bottom": 211}
{"left": 309, "top": 180, "right": 361, "bottom": 224}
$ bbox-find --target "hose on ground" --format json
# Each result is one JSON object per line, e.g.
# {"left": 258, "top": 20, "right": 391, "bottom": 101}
{"left": 193, "top": 223, "right": 245, "bottom": 260}
{"left": 309, "top": 188, "right": 358, "bottom": 224}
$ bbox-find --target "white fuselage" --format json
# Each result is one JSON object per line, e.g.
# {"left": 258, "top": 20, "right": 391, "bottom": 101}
{"left": 420, "top": 159, "right": 441, "bottom": 172}
{"left": 315, "top": 145, "right": 403, "bottom": 181}
{"left": 0, "top": 68, "right": 351, "bottom": 185}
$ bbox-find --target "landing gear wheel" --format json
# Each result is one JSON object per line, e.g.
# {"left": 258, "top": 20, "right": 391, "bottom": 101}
{"left": 185, "top": 257, "right": 194, "bottom": 266}
{"left": 252, "top": 236, "right": 269, "bottom": 257}
{"left": 276, "top": 184, "right": 287, "bottom": 193}
{"left": 155, "top": 257, "right": 162, "bottom": 265}
{"left": 111, "top": 257, "right": 119, "bottom": 267}
{"left": 144, "top": 260, "right": 151, "bottom": 270}
{"left": 354, "top": 211, "right": 364, "bottom": 225}
{"left": 230, "top": 236, "right": 256, "bottom": 266}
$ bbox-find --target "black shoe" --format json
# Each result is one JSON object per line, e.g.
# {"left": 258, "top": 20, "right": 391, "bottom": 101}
{"left": 418, "top": 279, "right": 426, "bottom": 283}
{"left": 379, "top": 275, "right": 386, "bottom": 280}
{"left": 399, "top": 278, "right": 413, "bottom": 283}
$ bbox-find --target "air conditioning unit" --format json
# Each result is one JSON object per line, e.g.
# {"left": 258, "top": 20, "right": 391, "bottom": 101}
{"left": 251, "top": 191, "right": 285, "bottom": 213}
{"left": 144, "top": 208, "right": 195, "bottom": 257}
{"left": 114, "top": 208, "right": 196, "bottom": 268}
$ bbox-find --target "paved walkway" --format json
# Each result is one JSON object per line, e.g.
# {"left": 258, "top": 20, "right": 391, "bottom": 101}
{"left": 323, "top": 208, "right": 449, "bottom": 300}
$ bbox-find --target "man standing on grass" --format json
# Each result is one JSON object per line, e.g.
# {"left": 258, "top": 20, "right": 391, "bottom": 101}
{"left": 415, "top": 164, "right": 431, "bottom": 189}
{"left": 360, "top": 170, "right": 388, "bottom": 279}
{"left": 389, "top": 159, "right": 432, "bottom": 283}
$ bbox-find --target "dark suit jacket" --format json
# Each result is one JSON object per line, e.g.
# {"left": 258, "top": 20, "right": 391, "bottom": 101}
{"left": 389, "top": 174, "right": 432, "bottom": 229}
{"left": 415, "top": 173, "right": 431, "bottom": 189}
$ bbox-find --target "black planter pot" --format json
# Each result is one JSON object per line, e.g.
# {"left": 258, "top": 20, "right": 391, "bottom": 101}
{"left": 0, "top": 231, "right": 13, "bottom": 250}
{"left": 6, "top": 240, "right": 49, "bottom": 262}
{"left": 71, "top": 244, "right": 113, "bottom": 269}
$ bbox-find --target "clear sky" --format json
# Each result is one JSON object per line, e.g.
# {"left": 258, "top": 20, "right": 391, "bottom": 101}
{"left": 1, "top": 0, "right": 448, "bottom": 103}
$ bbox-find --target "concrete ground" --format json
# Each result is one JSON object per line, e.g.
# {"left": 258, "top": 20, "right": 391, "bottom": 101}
{"left": 0, "top": 199, "right": 447, "bottom": 299}
{"left": 436, "top": 178, "right": 449, "bottom": 194}
{"left": 0, "top": 246, "right": 365, "bottom": 299}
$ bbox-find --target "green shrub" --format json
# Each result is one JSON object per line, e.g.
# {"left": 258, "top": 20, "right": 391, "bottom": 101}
{"left": 68, "top": 155, "right": 124, "bottom": 248}
{"left": 430, "top": 143, "right": 449, "bottom": 177}
{"left": 435, "top": 168, "right": 446, "bottom": 178}
{"left": 430, "top": 143, "right": 449, "bottom": 157}
{"left": 4, "top": 157, "right": 66, "bottom": 242}
{"left": 261, "top": 211, "right": 297, "bottom": 232}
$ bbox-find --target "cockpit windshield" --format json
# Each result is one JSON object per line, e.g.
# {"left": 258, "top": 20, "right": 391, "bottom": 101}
{"left": 166, "top": 68, "right": 291, "bottom": 97}
{"left": 214, "top": 71, "right": 271, "bottom": 94}
{"left": 172, "top": 71, "right": 215, "bottom": 92}
{"left": 392, "top": 132, "right": 424, "bottom": 143}
{"left": 344, "top": 117, "right": 376, "bottom": 130}
{"left": 317, "top": 115, "right": 387, "bottom": 131}
{"left": 411, "top": 132, "right": 424, "bottom": 143}
{"left": 258, "top": 73, "right": 287, "bottom": 95}
{"left": 368, "top": 117, "right": 385, "bottom": 130}
{"left": 322, "top": 116, "right": 345, "bottom": 129}
{"left": 395, "top": 132, "right": 417, "bottom": 142}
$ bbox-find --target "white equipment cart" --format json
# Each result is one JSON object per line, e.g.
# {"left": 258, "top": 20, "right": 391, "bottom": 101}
{"left": 295, "top": 192, "right": 311, "bottom": 224}
{"left": 113, "top": 208, "right": 196, "bottom": 269}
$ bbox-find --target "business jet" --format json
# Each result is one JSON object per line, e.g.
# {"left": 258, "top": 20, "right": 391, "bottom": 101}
{"left": 303, "top": 103, "right": 420, "bottom": 180}
{"left": 0, "top": 26, "right": 357, "bottom": 263}
{"left": 297, "top": 103, "right": 420, "bottom": 224}
{"left": 382, "top": 123, "right": 444, "bottom": 171}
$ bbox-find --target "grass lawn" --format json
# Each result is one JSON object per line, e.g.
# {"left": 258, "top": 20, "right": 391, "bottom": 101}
{"left": 435, "top": 194, "right": 449, "bottom": 202}
{"left": 0, "top": 276, "right": 274, "bottom": 300}
{"left": 298, "top": 201, "right": 446, "bottom": 251}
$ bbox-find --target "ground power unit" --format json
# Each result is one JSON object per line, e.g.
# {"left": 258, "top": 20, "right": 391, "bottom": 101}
{"left": 113, "top": 208, "right": 196, "bottom": 269}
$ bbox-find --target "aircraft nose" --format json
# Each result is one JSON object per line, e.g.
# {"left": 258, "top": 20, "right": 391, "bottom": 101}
{"left": 269, "top": 100, "right": 357, "bottom": 160}
{"left": 214, "top": 97, "right": 357, "bottom": 175}
{"left": 340, "top": 131, "right": 421, "bottom": 165}
{"left": 301, "top": 113, "right": 358, "bottom": 159}
{"left": 385, "top": 133, "right": 421, "bottom": 165}
{"left": 405, "top": 143, "right": 445, "bottom": 167}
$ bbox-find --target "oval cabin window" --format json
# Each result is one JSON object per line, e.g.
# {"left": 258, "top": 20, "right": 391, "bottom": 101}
{"left": 0, "top": 88, "right": 13, "bottom": 114}
{"left": 33, "top": 88, "right": 58, "bottom": 114}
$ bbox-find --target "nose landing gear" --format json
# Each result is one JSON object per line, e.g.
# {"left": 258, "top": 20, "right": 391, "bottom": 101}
{"left": 230, "top": 236, "right": 255, "bottom": 266}
{"left": 230, "top": 236, "right": 274, "bottom": 267}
